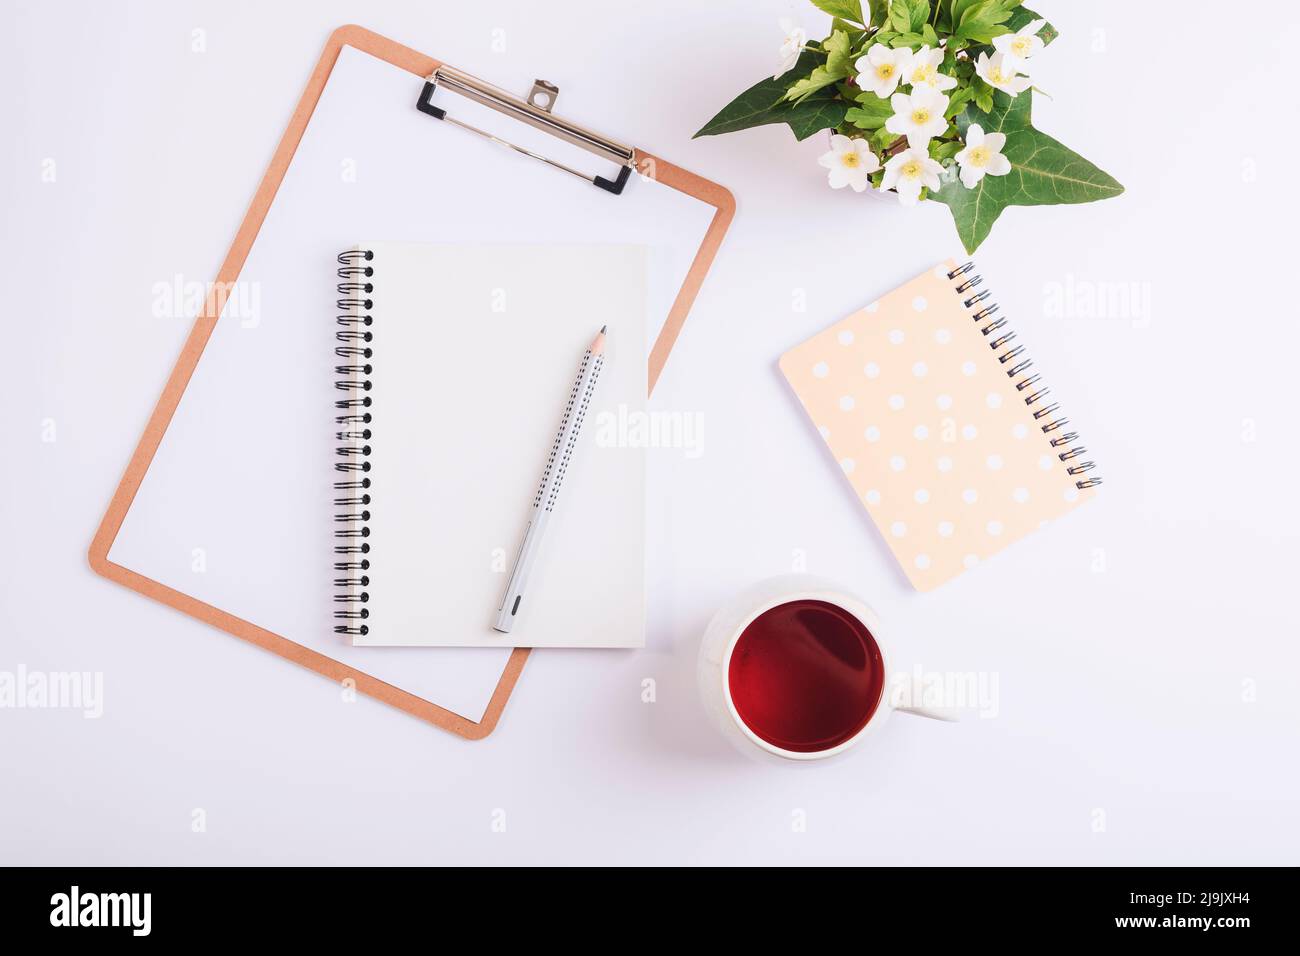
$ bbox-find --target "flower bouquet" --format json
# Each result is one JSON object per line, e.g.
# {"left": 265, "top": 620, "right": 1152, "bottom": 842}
{"left": 695, "top": 0, "right": 1122, "bottom": 252}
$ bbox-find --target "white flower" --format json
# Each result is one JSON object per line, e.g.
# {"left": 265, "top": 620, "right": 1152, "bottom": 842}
{"left": 775, "top": 19, "right": 807, "bottom": 79}
{"left": 974, "top": 51, "right": 1031, "bottom": 96}
{"left": 885, "top": 87, "right": 950, "bottom": 148}
{"left": 818, "top": 134, "right": 881, "bottom": 192}
{"left": 881, "top": 146, "right": 943, "bottom": 205}
{"left": 854, "top": 44, "right": 912, "bottom": 98}
{"left": 993, "top": 19, "right": 1047, "bottom": 66}
{"left": 904, "top": 46, "right": 958, "bottom": 92}
{"left": 954, "top": 123, "right": 1011, "bottom": 189}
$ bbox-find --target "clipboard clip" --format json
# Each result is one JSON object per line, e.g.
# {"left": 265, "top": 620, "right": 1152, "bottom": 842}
{"left": 417, "top": 66, "right": 635, "bottom": 195}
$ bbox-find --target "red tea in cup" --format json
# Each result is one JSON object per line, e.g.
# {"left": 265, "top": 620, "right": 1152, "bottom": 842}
{"left": 726, "top": 599, "right": 885, "bottom": 753}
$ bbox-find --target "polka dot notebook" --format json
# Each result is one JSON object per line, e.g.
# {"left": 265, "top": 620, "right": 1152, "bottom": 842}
{"left": 780, "top": 260, "right": 1100, "bottom": 591}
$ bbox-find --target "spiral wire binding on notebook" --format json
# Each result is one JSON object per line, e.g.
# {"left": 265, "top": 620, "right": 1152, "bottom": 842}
{"left": 947, "top": 262, "right": 1102, "bottom": 490}
{"left": 333, "top": 249, "right": 375, "bottom": 636}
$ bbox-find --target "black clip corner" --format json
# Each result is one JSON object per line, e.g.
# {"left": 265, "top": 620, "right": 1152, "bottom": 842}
{"left": 594, "top": 165, "right": 632, "bottom": 196}
{"left": 416, "top": 81, "right": 445, "bottom": 120}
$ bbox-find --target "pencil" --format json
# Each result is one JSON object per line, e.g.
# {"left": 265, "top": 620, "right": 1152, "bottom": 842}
{"left": 493, "top": 326, "right": 607, "bottom": 633}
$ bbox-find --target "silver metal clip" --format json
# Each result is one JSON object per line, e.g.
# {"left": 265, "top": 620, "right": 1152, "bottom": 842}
{"left": 416, "top": 67, "right": 635, "bottom": 195}
{"left": 528, "top": 80, "right": 559, "bottom": 113}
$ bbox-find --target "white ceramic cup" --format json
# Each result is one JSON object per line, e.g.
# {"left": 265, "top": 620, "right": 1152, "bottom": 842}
{"left": 697, "top": 575, "right": 952, "bottom": 762}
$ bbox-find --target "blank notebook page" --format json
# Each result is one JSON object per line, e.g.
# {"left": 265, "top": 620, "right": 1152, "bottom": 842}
{"left": 780, "top": 260, "right": 1097, "bottom": 591}
{"left": 347, "top": 241, "right": 647, "bottom": 648}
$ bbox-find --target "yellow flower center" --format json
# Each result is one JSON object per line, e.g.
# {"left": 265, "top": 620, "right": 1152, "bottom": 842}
{"left": 901, "top": 160, "right": 922, "bottom": 178}
{"left": 877, "top": 64, "right": 894, "bottom": 79}
{"left": 911, "top": 108, "right": 932, "bottom": 125}
{"left": 913, "top": 64, "right": 935, "bottom": 84}
{"left": 1011, "top": 37, "right": 1032, "bottom": 57}
{"left": 841, "top": 151, "right": 861, "bottom": 169}
{"left": 989, "top": 66, "right": 1008, "bottom": 84}
{"left": 967, "top": 146, "right": 990, "bottom": 167}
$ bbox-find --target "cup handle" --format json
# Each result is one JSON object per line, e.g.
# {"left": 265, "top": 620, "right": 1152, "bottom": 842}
{"left": 888, "top": 671, "right": 961, "bottom": 722}
{"left": 894, "top": 702, "right": 960, "bottom": 722}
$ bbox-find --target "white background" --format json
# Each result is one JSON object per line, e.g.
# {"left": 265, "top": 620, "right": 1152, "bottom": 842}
{"left": 2, "top": 0, "right": 1297, "bottom": 865}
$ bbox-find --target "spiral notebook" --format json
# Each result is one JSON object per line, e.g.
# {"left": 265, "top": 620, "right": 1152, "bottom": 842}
{"left": 332, "top": 241, "right": 647, "bottom": 648}
{"left": 780, "top": 260, "right": 1101, "bottom": 590}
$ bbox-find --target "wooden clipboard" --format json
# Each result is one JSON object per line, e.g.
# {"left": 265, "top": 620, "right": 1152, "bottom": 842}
{"left": 87, "top": 25, "right": 734, "bottom": 740}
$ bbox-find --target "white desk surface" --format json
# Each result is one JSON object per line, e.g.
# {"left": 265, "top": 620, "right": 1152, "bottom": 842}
{"left": 3, "top": 0, "right": 1296, "bottom": 865}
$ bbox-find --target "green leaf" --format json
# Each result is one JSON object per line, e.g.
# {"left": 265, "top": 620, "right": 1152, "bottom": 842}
{"left": 845, "top": 91, "right": 894, "bottom": 129}
{"left": 786, "top": 93, "right": 853, "bottom": 140}
{"left": 888, "top": 0, "right": 913, "bottom": 32}
{"left": 960, "top": 0, "right": 1013, "bottom": 24}
{"left": 694, "top": 52, "right": 848, "bottom": 139}
{"left": 831, "top": 18, "right": 868, "bottom": 42}
{"left": 930, "top": 139, "right": 962, "bottom": 161}
{"left": 931, "top": 90, "right": 1125, "bottom": 253}
{"left": 973, "top": 81, "right": 994, "bottom": 113}
{"left": 944, "top": 85, "right": 974, "bottom": 118}
{"left": 952, "top": 0, "right": 1015, "bottom": 44}
{"left": 887, "top": 0, "right": 930, "bottom": 33}
{"left": 785, "top": 71, "right": 836, "bottom": 102}
{"left": 1007, "top": 6, "right": 1058, "bottom": 47}
{"left": 911, "top": 0, "right": 931, "bottom": 32}
{"left": 949, "top": 0, "right": 983, "bottom": 26}
{"left": 811, "top": 0, "right": 865, "bottom": 23}
{"left": 824, "top": 29, "right": 853, "bottom": 71}
{"left": 785, "top": 30, "right": 852, "bottom": 102}
{"left": 870, "top": 126, "right": 902, "bottom": 150}
{"left": 934, "top": 0, "right": 951, "bottom": 32}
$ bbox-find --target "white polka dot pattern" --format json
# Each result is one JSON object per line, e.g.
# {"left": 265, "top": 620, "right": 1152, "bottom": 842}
{"left": 778, "top": 260, "right": 1098, "bottom": 590}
